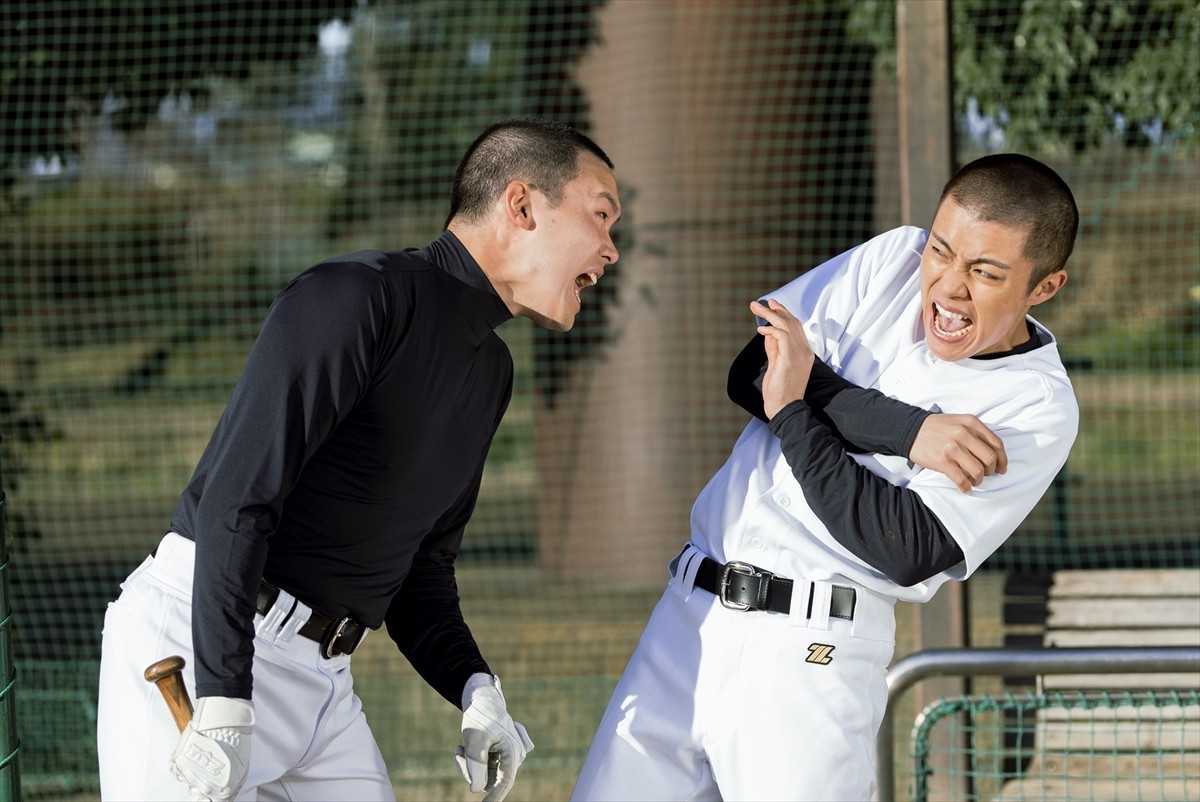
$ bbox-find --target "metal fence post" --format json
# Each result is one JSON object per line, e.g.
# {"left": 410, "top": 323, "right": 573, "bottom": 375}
{"left": 0, "top": 436, "right": 21, "bottom": 801}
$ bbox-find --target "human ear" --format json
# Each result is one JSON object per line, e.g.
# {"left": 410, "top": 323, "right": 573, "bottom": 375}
{"left": 504, "top": 180, "right": 536, "bottom": 231}
{"left": 1028, "top": 269, "right": 1068, "bottom": 307}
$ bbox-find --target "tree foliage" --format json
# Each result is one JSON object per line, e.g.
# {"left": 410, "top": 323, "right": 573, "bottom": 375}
{"left": 844, "top": 0, "right": 1199, "bottom": 152}
{"left": 0, "top": 2, "right": 356, "bottom": 170}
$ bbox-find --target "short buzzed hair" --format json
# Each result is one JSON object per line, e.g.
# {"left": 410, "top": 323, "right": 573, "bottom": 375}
{"left": 938, "top": 153, "right": 1079, "bottom": 288}
{"left": 445, "top": 117, "right": 614, "bottom": 228}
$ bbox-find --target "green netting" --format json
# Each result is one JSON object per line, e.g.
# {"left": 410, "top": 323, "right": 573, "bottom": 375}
{"left": 911, "top": 690, "right": 1200, "bottom": 802}
{"left": 0, "top": 1, "right": 1197, "bottom": 798}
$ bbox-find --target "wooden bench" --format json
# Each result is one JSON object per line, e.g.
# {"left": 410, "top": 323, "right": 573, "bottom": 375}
{"left": 998, "top": 568, "right": 1200, "bottom": 801}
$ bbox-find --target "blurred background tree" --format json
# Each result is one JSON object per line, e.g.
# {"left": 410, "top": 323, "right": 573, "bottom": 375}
{"left": 844, "top": 0, "right": 1199, "bottom": 151}
{"left": 0, "top": 2, "right": 358, "bottom": 202}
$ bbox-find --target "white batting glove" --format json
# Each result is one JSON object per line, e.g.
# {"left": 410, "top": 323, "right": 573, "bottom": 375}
{"left": 455, "top": 673, "right": 534, "bottom": 802}
{"left": 169, "top": 696, "right": 255, "bottom": 802}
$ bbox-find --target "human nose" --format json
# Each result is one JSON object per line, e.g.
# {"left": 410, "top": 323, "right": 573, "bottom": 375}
{"left": 942, "top": 260, "right": 970, "bottom": 298}
{"left": 600, "top": 233, "right": 618, "bottom": 265}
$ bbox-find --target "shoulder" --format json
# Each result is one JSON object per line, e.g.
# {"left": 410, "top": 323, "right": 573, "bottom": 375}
{"left": 836, "top": 226, "right": 926, "bottom": 305}
{"left": 820, "top": 226, "right": 927, "bottom": 290}
{"left": 259, "top": 253, "right": 432, "bottom": 338}
{"left": 872, "top": 225, "right": 928, "bottom": 248}
{"left": 854, "top": 226, "right": 927, "bottom": 272}
{"left": 301, "top": 249, "right": 434, "bottom": 283}
{"left": 966, "top": 341, "right": 1079, "bottom": 439}
{"left": 281, "top": 250, "right": 439, "bottom": 302}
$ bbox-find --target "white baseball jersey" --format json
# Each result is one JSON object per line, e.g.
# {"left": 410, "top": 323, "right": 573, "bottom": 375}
{"left": 690, "top": 225, "right": 1079, "bottom": 602}
{"left": 574, "top": 225, "right": 1079, "bottom": 802}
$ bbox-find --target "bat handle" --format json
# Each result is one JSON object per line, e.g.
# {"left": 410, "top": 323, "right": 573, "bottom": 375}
{"left": 144, "top": 655, "right": 195, "bottom": 733}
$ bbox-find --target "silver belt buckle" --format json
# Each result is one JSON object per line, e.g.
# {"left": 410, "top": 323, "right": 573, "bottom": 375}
{"left": 719, "top": 561, "right": 760, "bottom": 611}
{"left": 321, "top": 616, "right": 368, "bottom": 659}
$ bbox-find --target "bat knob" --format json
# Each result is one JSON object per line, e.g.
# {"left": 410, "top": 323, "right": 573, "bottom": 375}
{"left": 145, "top": 655, "right": 187, "bottom": 683}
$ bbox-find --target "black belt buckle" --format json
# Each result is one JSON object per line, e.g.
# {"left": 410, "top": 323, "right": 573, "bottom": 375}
{"left": 719, "top": 561, "right": 771, "bottom": 611}
{"left": 320, "top": 616, "right": 367, "bottom": 659}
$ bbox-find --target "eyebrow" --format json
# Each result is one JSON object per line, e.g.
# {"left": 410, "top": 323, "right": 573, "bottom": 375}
{"left": 597, "top": 190, "right": 621, "bottom": 218}
{"left": 931, "top": 231, "right": 1013, "bottom": 271}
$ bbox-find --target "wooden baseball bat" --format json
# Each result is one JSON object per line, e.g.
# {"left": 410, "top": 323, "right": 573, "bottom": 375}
{"left": 144, "top": 655, "right": 194, "bottom": 732}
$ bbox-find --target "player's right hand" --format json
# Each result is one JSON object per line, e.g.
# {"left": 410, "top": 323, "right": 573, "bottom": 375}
{"left": 750, "top": 298, "right": 816, "bottom": 420}
{"left": 910, "top": 413, "right": 1007, "bottom": 493}
{"left": 170, "top": 696, "right": 255, "bottom": 802}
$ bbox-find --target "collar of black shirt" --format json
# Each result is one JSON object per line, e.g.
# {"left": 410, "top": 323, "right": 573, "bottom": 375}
{"left": 414, "top": 231, "right": 513, "bottom": 343}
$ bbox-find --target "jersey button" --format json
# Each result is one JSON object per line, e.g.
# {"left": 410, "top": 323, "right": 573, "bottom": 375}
{"left": 775, "top": 494, "right": 791, "bottom": 508}
{"left": 750, "top": 537, "right": 766, "bottom": 549}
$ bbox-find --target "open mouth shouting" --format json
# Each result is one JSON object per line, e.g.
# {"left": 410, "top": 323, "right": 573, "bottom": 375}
{"left": 574, "top": 271, "right": 599, "bottom": 301}
{"left": 931, "top": 301, "right": 973, "bottom": 341}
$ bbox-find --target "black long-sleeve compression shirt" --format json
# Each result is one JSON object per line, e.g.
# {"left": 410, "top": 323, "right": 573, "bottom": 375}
{"left": 173, "top": 232, "right": 510, "bottom": 704}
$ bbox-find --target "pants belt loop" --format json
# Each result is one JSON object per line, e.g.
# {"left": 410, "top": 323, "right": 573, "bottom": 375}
{"left": 807, "top": 580, "right": 833, "bottom": 631}
{"left": 256, "top": 586, "right": 300, "bottom": 644}
{"left": 668, "top": 543, "right": 705, "bottom": 600}
{"left": 787, "top": 579, "right": 813, "bottom": 626}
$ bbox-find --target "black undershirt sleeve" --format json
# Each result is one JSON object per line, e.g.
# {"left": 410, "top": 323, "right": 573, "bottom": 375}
{"left": 727, "top": 334, "right": 963, "bottom": 585}
{"left": 728, "top": 334, "right": 930, "bottom": 456}
{"left": 767, "top": 400, "right": 966, "bottom": 586}
{"left": 385, "top": 457, "right": 492, "bottom": 709}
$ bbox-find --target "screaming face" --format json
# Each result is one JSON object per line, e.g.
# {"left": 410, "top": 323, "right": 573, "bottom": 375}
{"left": 919, "top": 198, "right": 1066, "bottom": 361}
{"left": 518, "top": 152, "right": 620, "bottom": 332}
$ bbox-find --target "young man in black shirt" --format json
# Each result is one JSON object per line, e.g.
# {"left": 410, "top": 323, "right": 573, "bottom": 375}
{"left": 98, "top": 117, "right": 621, "bottom": 802}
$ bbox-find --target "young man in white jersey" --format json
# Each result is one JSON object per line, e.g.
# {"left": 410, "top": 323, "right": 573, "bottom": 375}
{"left": 572, "top": 153, "right": 1079, "bottom": 801}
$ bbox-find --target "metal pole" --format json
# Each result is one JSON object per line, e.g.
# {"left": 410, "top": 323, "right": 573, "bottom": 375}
{"left": 0, "top": 436, "right": 21, "bottom": 801}
{"left": 875, "top": 646, "right": 1200, "bottom": 801}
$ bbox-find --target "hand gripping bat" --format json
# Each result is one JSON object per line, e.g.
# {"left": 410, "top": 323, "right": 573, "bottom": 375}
{"left": 144, "top": 655, "right": 194, "bottom": 732}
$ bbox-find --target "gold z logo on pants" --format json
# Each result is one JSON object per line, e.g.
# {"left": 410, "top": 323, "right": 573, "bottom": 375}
{"left": 806, "top": 643, "right": 835, "bottom": 665}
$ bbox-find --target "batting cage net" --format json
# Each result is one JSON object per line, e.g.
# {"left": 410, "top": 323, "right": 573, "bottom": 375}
{"left": 0, "top": 1, "right": 1196, "bottom": 798}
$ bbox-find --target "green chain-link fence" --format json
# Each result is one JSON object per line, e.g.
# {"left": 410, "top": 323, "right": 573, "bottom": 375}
{"left": 911, "top": 689, "right": 1200, "bottom": 802}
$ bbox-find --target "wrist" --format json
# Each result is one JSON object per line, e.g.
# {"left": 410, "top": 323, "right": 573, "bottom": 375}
{"left": 903, "top": 410, "right": 936, "bottom": 460}
{"left": 194, "top": 695, "right": 255, "bottom": 730}
{"left": 461, "top": 672, "right": 495, "bottom": 709}
{"left": 766, "top": 397, "right": 809, "bottom": 427}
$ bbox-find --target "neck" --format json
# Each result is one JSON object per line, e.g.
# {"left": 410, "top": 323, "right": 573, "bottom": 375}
{"left": 447, "top": 221, "right": 520, "bottom": 316}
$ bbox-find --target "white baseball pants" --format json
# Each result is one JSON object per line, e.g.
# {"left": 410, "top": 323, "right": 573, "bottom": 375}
{"left": 572, "top": 549, "right": 896, "bottom": 801}
{"left": 97, "top": 533, "right": 394, "bottom": 801}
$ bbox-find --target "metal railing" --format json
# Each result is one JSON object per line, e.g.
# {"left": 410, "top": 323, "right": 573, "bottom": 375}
{"left": 875, "top": 646, "right": 1200, "bottom": 802}
{"left": 0, "top": 439, "right": 21, "bottom": 801}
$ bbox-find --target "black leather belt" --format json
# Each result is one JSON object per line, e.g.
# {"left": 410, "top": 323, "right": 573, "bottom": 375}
{"left": 257, "top": 581, "right": 368, "bottom": 659}
{"left": 694, "top": 557, "right": 856, "bottom": 620}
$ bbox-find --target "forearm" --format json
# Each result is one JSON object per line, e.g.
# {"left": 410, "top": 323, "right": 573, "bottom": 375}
{"left": 817, "top": 359, "right": 930, "bottom": 457}
{"left": 386, "top": 556, "right": 491, "bottom": 707}
{"left": 729, "top": 334, "right": 930, "bottom": 457}
{"left": 768, "top": 400, "right": 964, "bottom": 586}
